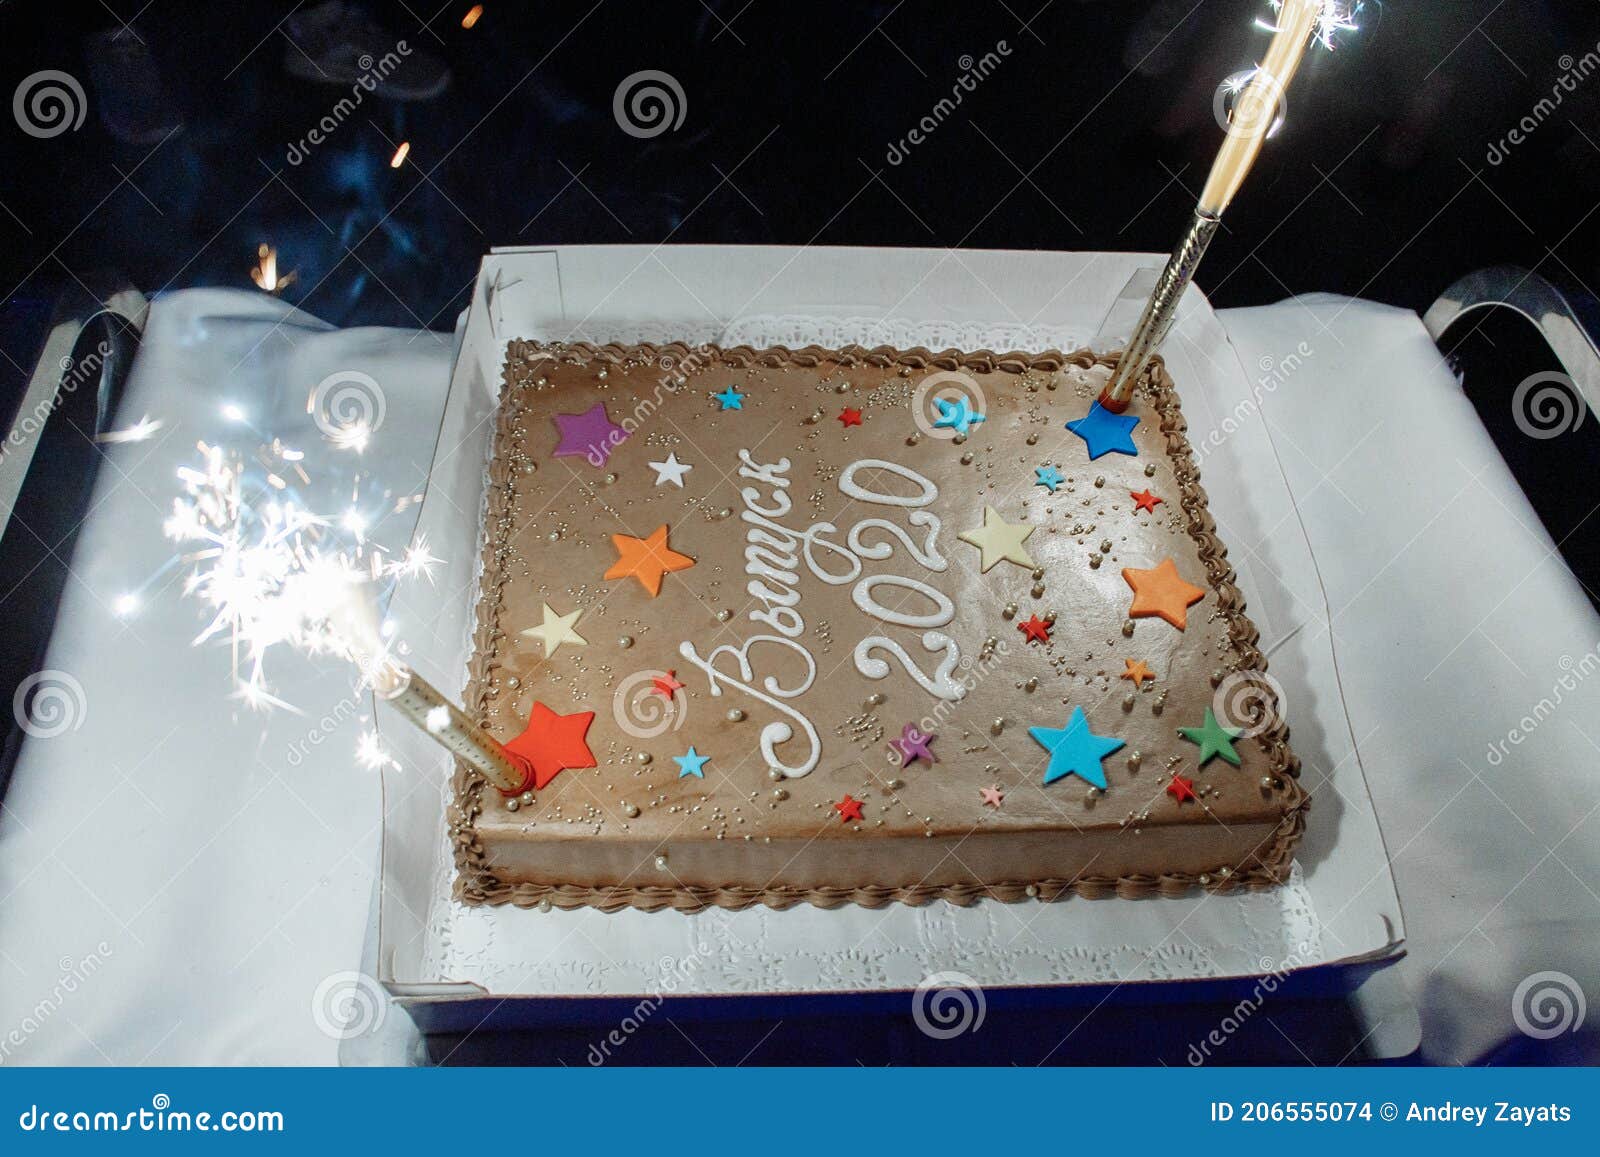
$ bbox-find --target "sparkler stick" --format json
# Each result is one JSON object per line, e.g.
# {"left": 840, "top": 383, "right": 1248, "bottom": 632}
{"left": 1098, "top": 0, "right": 1357, "bottom": 412}
{"left": 166, "top": 438, "right": 531, "bottom": 794}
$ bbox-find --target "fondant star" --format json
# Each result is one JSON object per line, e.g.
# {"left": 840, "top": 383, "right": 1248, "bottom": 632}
{"left": 838, "top": 407, "right": 863, "bottom": 427}
{"left": 834, "top": 794, "right": 864, "bottom": 823}
{"left": 1034, "top": 465, "right": 1066, "bottom": 493}
{"left": 674, "top": 745, "right": 710, "bottom": 778}
{"left": 1018, "top": 615, "right": 1052, "bottom": 644}
{"left": 503, "top": 701, "right": 597, "bottom": 791}
{"left": 604, "top": 525, "right": 696, "bottom": 596}
{"left": 648, "top": 451, "right": 693, "bottom": 488}
{"left": 1166, "top": 773, "right": 1197, "bottom": 803}
{"left": 652, "top": 670, "right": 685, "bottom": 698}
{"left": 552, "top": 402, "right": 628, "bottom": 467}
{"left": 1066, "top": 401, "right": 1140, "bottom": 460}
{"left": 932, "top": 396, "right": 985, "bottom": 435}
{"left": 957, "top": 506, "right": 1036, "bottom": 572}
{"left": 1179, "top": 707, "right": 1243, "bottom": 767}
{"left": 1123, "top": 557, "right": 1206, "bottom": 630}
{"left": 713, "top": 387, "right": 744, "bottom": 411}
{"left": 1120, "top": 658, "right": 1155, "bottom": 688}
{"left": 889, "top": 723, "right": 937, "bottom": 767}
{"left": 520, "top": 602, "right": 587, "bottom": 657}
{"left": 1029, "top": 706, "right": 1124, "bottom": 789}
{"left": 980, "top": 785, "right": 1005, "bottom": 808}
{"left": 1130, "top": 488, "right": 1164, "bottom": 514}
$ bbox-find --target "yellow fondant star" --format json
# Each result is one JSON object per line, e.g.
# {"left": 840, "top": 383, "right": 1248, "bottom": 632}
{"left": 521, "top": 602, "right": 588, "bottom": 657}
{"left": 958, "top": 505, "right": 1036, "bottom": 573}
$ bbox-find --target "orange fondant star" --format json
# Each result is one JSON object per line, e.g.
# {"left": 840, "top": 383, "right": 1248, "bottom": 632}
{"left": 604, "top": 524, "right": 695, "bottom": 596}
{"left": 1130, "top": 489, "right": 1164, "bottom": 514}
{"left": 1122, "top": 557, "right": 1206, "bottom": 630}
{"left": 1120, "top": 658, "right": 1155, "bottom": 688}
{"left": 834, "top": 794, "right": 865, "bottom": 823}
{"left": 503, "top": 701, "right": 598, "bottom": 791}
{"left": 838, "top": 407, "right": 863, "bottom": 427}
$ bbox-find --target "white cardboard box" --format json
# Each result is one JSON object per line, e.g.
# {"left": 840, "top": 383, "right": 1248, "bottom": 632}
{"left": 376, "top": 246, "right": 1403, "bottom": 1010}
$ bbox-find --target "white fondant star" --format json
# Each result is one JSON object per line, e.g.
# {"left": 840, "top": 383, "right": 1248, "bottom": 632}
{"left": 648, "top": 451, "right": 694, "bottom": 488}
{"left": 520, "top": 602, "right": 588, "bottom": 657}
{"left": 958, "top": 505, "right": 1037, "bottom": 573}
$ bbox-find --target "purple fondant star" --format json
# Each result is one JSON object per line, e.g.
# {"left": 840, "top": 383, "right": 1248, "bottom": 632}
{"left": 552, "top": 402, "right": 628, "bottom": 468}
{"left": 890, "top": 722, "right": 937, "bottom": 767}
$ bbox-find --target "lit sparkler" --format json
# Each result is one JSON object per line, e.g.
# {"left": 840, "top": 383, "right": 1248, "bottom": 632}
{"left": 1098, "top": 0, "right": 1361, "bottom": 411}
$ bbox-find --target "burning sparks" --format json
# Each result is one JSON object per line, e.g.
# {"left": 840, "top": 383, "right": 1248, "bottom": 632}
{"left": 461, "top": 5, "right": 483, "bottom": 29}
{"left": 1259, "top": 0, "right": 1361, "bottom": 50}
{"left": 356, "top": 728, "right": 399, "bottom": 770}
{"left": 165, "top": 438, "right": 442, "bottom": 709}
{"left": 98, "top": 414, "right": 165, "bottom": 444}
{"left": 389, "top": 141, "right": 411, "bottom": 169}
{"left": 250, "top": 243, "right": 297, "bottom": 294}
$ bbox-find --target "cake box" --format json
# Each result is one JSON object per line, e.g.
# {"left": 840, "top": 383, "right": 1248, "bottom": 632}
{"left": 372, "top": 245, "right": 1403, "bottom": 1027}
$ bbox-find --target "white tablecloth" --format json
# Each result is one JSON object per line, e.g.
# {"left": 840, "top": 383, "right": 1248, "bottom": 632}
{"left": 2, "top": 286, "right": 1594, "bottom": 1064}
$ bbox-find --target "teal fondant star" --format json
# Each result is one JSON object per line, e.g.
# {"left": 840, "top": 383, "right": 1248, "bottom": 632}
{"left": 1178, "top": 708, "right": 1243, "bottom": 767}
{"left": 1034, "top": 464, "right": 1065, "bottom": 493}
{"left": 932, "top": 396, "right": 985, "bottom": 435}
{"left": 1066, "top": 401, "right": 1140, "bottom": 460}
{"left": 1029, "top": 706, "right": 1125, "bottom": 789}
{"left": 713, "top": 387, "right": 745, "bottom": 411}
{"left": 674, "top": 745, "right": 711, "bottom": 778}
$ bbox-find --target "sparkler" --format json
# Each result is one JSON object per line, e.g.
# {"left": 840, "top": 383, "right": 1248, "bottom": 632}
{"left": 165, "top": 436, "right": 532, "bottom": 793}
{"left": 1098, "top": 0, "right": 1359, "bottom": 412}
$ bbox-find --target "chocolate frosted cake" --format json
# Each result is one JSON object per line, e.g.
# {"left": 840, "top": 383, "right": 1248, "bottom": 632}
{"left": 451, "top": 341, "right": 1306, "bottom": 912}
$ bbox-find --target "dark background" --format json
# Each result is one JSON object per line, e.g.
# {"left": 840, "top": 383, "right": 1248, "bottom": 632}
{"left": 2, "top": 0, "right": 1599, "bottom": 333}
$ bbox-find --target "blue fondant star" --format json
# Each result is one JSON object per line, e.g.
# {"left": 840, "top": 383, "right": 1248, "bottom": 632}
{"left": 932, "top": 396, "right": 985, "bottom": 435}
{"left": 1034, "top": 464, "right": 1066, "bottom": 493}
{"left": 1065, "top": 401, "right": 1140, "bottom": 460}
{"left": 713, "top": 387, "right": 745, "bottom": 411}
{"left": 674, "top": 745, "right": 711, "bottom": 778}
{"left": 1029, "top": 706, "right": 1125, "bottom": 789}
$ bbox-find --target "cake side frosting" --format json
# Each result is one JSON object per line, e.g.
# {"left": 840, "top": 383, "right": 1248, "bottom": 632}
{"left": 450, "top": 341, "right": 1306, "bottom": 912}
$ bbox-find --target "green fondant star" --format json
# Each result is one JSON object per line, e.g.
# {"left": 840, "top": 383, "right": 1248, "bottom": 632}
{"left": 1179, "top": 707, "right": 1243, "bottom": 767}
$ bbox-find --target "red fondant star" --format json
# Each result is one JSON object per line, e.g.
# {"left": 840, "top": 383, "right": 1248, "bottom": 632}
{"left": 838, "top": 407, "right": 863, "bottom": 427}
{"left": 1018, "top": 615, "right": 1052, "bottom": 644}
{"left": 1166, "top": 773, "right": 1197, "bottom": 804}
{"left": 652, "top": 670, "right": 685, "bottom": 697}
{"left": 834, "top": 794, "right": 864, "bottom": 823}
{"left": 1131, "top": 489, "right": 1164, "bottom": 514}
{"left": 503, "top": 701, "right": 598, "bottom": 791}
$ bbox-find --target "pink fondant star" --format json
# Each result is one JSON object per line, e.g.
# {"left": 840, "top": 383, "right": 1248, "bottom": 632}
{"left": 889, "top": 722, "right": 937, "bottom": 767}
{"left": 551, "top": 402, "right": 628, "bottom": 467}
{"left": 980, "top": 785, "right": 1005, "bottom": 808}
